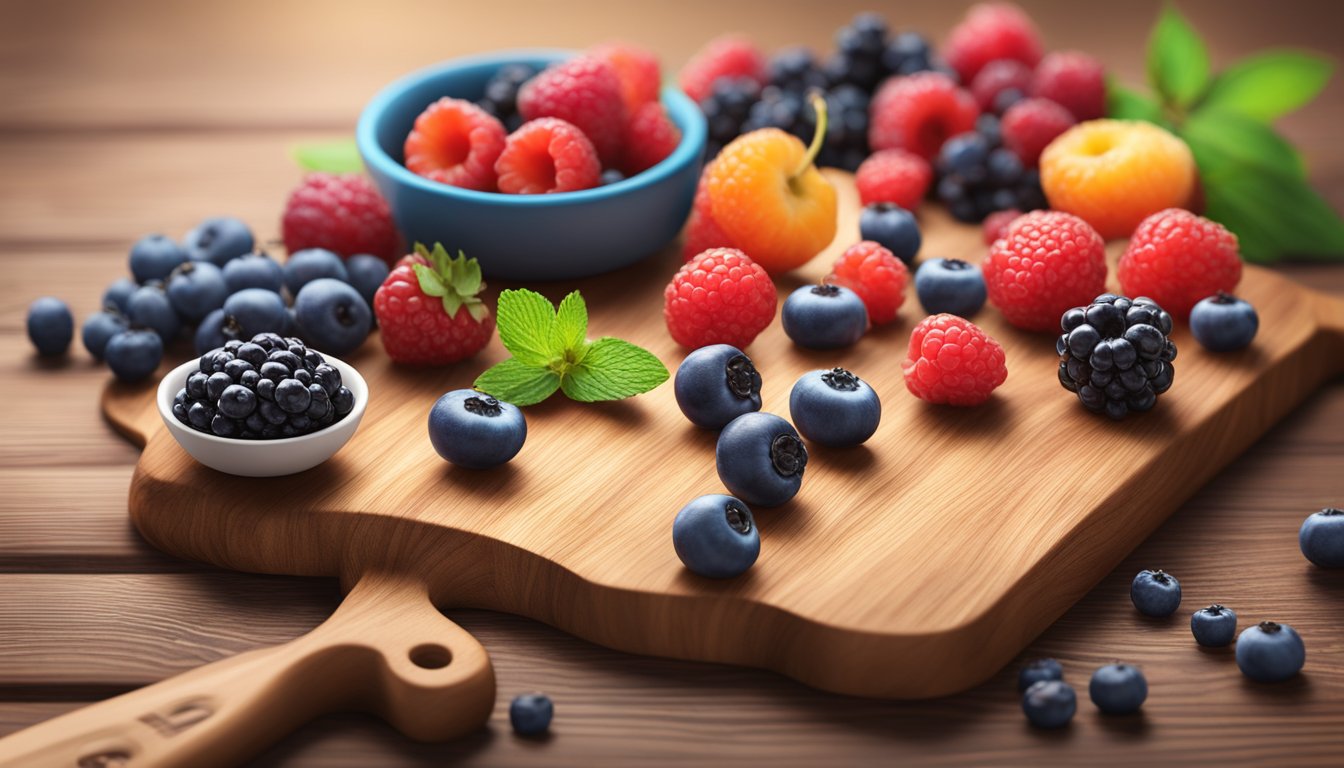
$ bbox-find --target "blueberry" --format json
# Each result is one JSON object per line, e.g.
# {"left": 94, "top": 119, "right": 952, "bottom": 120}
{"left": 674, "top": 344, "right": 762, "bottom": 430}
{"left": 102, "top": 277, "right": 138, "bottom": 314}
{"left": 1131, "top": 569, "right": 1181, "bottom": 617}
{"left": 1018, "top": 658, "right": 1063, "bottom": 692}
{"left": 509, "top": 693, "right": 553, "bottom": 736}
{"left": 267, "top": 348, "right": 303, "bottom": 372}
{"left": 283, "top": 248, "right": 349, "bottom": 295}
{"left": 781, "top": 285, "right": 868, "bottom": 350}
{"left": 26, "top": 297, "right": 74, "bottom": 357}
{"left": 274, "top": 378, "right": 312, "bottom": 414}
{"left": 1088, "top": 663, "right": 1147, "bottom": 715}
{"left": 306, "top": 384, "right": 330, "bottom": 419}
{"left": 194, "top": 308, "right": 236, "bottom": 355}
{"left": 183, "top": 216, "right": 254, "bottom": 266}
{"left": 331, "top": 386, "right": 355, "bottom": 416}
{"left": 223, "top": 288, "right": 288, "bottom": 339}
{"left": 938, "top": 133, "right": 990, "bottom": 179}
{"left": 205, "top": 371, "right": 232, "bottom": 401}
{"left": 344, "top": 254, "right": 389, "bottom": 308}
{"left": 1190, "top": 292, "right": 1258, "bottom": 352}
{"left": 986, "top": 148, "right": 1023, "bottom": 185}
{"left": 976, "top": 113, "right": 1001, "bottom": 146}
{"left": 188, "top": 401, "right": 214, "bottom": 429}
{"left": 914, "top": 258, "right": 987, "bottom": 317}
{"left": 128, "top": 234, "right": 188, "bottom": 283}
{"left": 313, "top": 364, "right": 343, "bottom": 397}
{"left": 715, "top": 412, "right": 807, "bottom": 507}
{"left": 859, "top": 203, "right": 921, "bottom": 263}
{"left": 1191, "top": 604, "right": 1238, "bottom": 647}
{"left": 882, "top": 31, "right": 933, "bottom": 74}
{"left": 104, "top": 329, "right": 163, "bottom": 382}
{"left": 1236, "top": 621, "right": 1306, "bottom": 682}
{"left": 126, "top": 285, "right": 181, "bottom": 341}
{"left": 217, "top": 384, "right": 258, "bottom": 419}
{"left": 788, "top": 367, "right": 880, "bottom": 447}
{"left": 222, "top": 252, "right": 284, "bottom": 294}
{"left": 672, "top": 493, "right": 760, "bottom": 578}
{"left": 165, "top": 261, "right": 229, "bottom": 324}
{"left": 76, "top": 309, "right": 126, "bottom": 362}
{"left": 294, "top": 278, "right": 372, "bottom": 356}
{"left": 428, "top": 390, "right": 526, "bottom": 469}
{"left": 1299, "top": 507, "right": 1344, "bottom": 568}
{"left": 1021, "top": 680, "right": 1075, "bottom": 729}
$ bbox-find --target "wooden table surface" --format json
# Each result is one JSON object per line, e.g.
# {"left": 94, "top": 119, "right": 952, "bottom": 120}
{"left": 2, "top": 1, "right": 1342, "bottom": 765}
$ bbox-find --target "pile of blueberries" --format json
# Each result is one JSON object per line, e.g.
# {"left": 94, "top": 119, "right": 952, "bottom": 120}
{"left": 934, "top": 116, "right": 1047, "bottom": 224}
{"left": 26, "top": 215, "right": 388, "bottom": 387}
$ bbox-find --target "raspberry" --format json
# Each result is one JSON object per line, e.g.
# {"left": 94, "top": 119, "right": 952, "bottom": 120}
{"left": 373, "top": 244, "right": 494, "bottom": 365}
{"left": 403, "top": 98, "right": 507, "bottom": 191}
{"left": 982, "top": 208, "right": 1023, "bottom": 244}
{"left": 1118, "top": 209, "right": 1242, "bottom": 319}
{"left": 679, "top": 35, "right": 768, "bottom": 103}
{"left": 1000, "top": 98, "right": 1076, "bottom": 167}
{"left": 970, "top": 59, "right": 1035, "bottom": 112}
{"left": 869, "top": 72, "right": 979, "bottom": 160}
{"left": 982, "top": 210, "right": 1108, "bottom": 331}
{"left": 855, "top": 149, "right": 933, "bottom": 209}
{"left": 826, "top": 241, "right": 909, "bottom": 325}
{"left": 664, "top": 248, "right": 777, "bottom": 349}
{"left": 943, "top": 3, "right": 1044, "bottom": 84}
{"left": 495, "top": 118, "right": 601, "bottom": 194}
{"left": 1058, "top": 294, "right": 1177, "bottom": 420}
{"left": 1032, "top": 51, "right": 1106, "bottom": 122}
{"left": 622, "top": 101, "right": 682, "bottom": 175}
{"left": 682, "top": 169, "right": 735, "bottom": 260}
{"left": 1040, "top": 120, "right": 1196, "bottom": 240}
{"left": 281, "top": 173, "right": 401, "bottom": 265}
{"left": 902, "top": 314, "right": 1007, "bottom": 406}
{"left": 589, "top": 42, "right": 662, "bottom": 113}
{"left": 518, "top": 56, "right": 627, "bottom": 167}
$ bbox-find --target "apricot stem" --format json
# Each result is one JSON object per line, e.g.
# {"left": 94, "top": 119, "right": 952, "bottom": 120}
{"left": 791, "top": 93, "right": 828, "bottom": 181}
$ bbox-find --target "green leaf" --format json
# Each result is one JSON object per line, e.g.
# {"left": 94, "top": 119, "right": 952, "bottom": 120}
{"left": 473, "top": 358, "right": 562, "bottom": 406}
{"left": 560, "top": 337, "right": 669, "bottom": 402}
{"left": 412, "top": 263, "right": 449, "bottom": 298}
{"left": 1106, "top": 81, "right": 1166, "bottom": 124}
{"left": 1202, "top": 164, "right": 1344, "bottom": 262}
{"left": 1202, "top": 50, "right": 1333, "bottom": 122}
{"left": 494, "top": 289, "right": 558, "bottom": 366}
{"left": 1181, "top": 109, "right": 1304, "bottom": 180}
{"left": 1147, "top": 6, "right": 1211, "bottom": 109}
{"left": 452, "top": 251, "right": 483, "bottom": 296}
{"left": 552, "top": 291, "right": 588, "bottom": 354}
{"left": 292, "top": 139, "right": 363, "bottom": 173}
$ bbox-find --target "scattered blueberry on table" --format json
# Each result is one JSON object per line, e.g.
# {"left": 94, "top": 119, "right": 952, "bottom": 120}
{"left": 128, "top": 234, "right": 188, "bottom": 283}
{"left": 104, "top": 328, "right": 164, "bottom": 383}
{"left": 715, "top": 412, "right": 807, "bottom": 508}
{"left": 1089, "top": 663, "right": 1147, "bottom": 715}
{"left": 914, "top": 258, "right": 987, "bottom": 318}
{"left": 81, "top": 309, "right": 129, "bottom": 361}
{"left": 788, "top": 367, "right": 881, "bottom": 447}
{"left": 1021, "top": 680, "right": 1076, "bottom": 729}
{"left": 1130, "top": 569, "right": 1182, "bottom": 618}
{"left": 101, "top": 277, "right": 138, "bottom": 314}
{"left": 1236, "top": 621, "right": 1306, "bottom": 683}
{"left": 673, "top": 494, "right": 760, "bottom": 579}
{"left": 283, "top": 248, "right": 350, "bottom": 295}
{"left": 343, "top": 254, "right": 391, "bottom": 309}
{"left": 1190, "top": 604, "right": 1238, "bottom": 648}
{"left": 674, "top": 344, "right": 763, "bottom": 430}
{"left": 166, "top": 261, "right": 229, "bottom": 324}
{"left": 1189, "top": 292, "right": 1258, "bottom": 352}
{"left": 1017, "top": 658, "right": 1063, "bottom": 692}
{"left": 509, "top": 692, "right": 553, "bottom": 736}
{"left": 293, "top": 278, "right": 372, "bottom": 356}
{"left": 1298, "top": 507, "right": 1344, "bottom": 568}
{"left": 183, "top": 215, "right": 255, "bottom": 266}
{"left": 781, "top": 284, "right": 868, "bottom": 350}
{"left": 126, "top": 284, "right": 181, "bottom": 342}
{"left": 223, "top": 251, "right": 285, "bottom": 294}
{"left": 858, "top": 202, "right": 921, "bottom": 263}
{"left": 26, "top": 297, "right": 74, "bottom": 357}
{"left": 428, "top": 389, "right": 526, "bottom": 469}
{"left": 224, "top": 288, "right": 289, "bottom": 340}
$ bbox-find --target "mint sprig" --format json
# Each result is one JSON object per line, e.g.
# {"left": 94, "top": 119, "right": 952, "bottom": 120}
{"left": 473, "top": 289, "right": 668, "bottom": 406}
{"left": 1110, "top": 6, "right": 1342, "bottom": 262}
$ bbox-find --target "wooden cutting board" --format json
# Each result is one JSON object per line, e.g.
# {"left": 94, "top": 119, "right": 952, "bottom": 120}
{"left": 5, "top": 173, "right": 1343, "bottom": 767}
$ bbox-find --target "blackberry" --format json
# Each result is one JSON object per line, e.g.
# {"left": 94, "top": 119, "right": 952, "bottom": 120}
{"left": 767, "top": 47, "right": 829, "bottom": 93}
{"left": 476, "top": 63, "right": 536, "bottom": 133}
{"left": 826, "top": 13, "right": 888, "bottom": 92}
{"left": 881, "top": 31, "right": 954, "bottom": 79}
{"left": 173, "top": 333, "right": 355, "bottom": 439}
{"left": 1057, "top": 294, "right": 1177, "bottom": 420}
{"left": 700, "top": 76, "right": 761, "bottom": 160}
{"left": 934, "top": 124, "right": 1047, "bottom": 223}
{"left": 742, "top": 85, "right": 870, "bottom": 171}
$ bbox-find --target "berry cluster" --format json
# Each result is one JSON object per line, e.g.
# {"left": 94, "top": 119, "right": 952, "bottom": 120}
{"left": 1057, "top": 294, "right": 1177, "bottom": 420}
{"left": 934, "top": 127, "right": 1046, "bottom": 223}
{"left": 173, "top": 334, "right": 355, "bottom": 439}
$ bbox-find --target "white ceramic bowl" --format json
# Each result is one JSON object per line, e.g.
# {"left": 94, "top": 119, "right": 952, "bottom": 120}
{"left": 156, "top": 353, "right": 368, "bottom": 477}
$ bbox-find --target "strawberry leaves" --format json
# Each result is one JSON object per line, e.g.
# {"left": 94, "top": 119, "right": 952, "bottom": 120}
{"left": 411, "top": 243, "right": 489, "bottom": 322}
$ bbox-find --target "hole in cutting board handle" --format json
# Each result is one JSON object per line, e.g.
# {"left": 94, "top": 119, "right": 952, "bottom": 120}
{"left": 409, "top": 643, "right": 453, "bottom": 670}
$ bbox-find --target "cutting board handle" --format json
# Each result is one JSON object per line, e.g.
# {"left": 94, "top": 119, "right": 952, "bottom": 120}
{"left": 0, "top": 573, "right": 495, "bottom": 768}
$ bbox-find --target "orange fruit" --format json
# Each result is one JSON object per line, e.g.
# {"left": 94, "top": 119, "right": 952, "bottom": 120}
{"left": 1039, "top": 120, "right": 1196, "bottom": 240}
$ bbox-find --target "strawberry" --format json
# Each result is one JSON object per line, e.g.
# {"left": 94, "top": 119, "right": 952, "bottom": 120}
{"left": 373, "top": 244, "right": 494, "bottom": 365}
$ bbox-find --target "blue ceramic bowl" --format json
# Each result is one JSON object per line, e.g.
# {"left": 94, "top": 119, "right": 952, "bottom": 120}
{"left": 357, "top": 50, "right": 707, "bottom": 281}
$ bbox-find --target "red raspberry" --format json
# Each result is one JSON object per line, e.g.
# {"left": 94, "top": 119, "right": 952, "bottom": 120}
{"left": 855, "top": 149, "right": 933, "bottom": 209}
{"left": 681, "top": 170, "right": 736, "bottom": 260}
{"left": 622, "top": 101, "right": 681, "bottom": 175}
{"left": 1032, "top": 51, "right": 1106, "bottom": 121}
{"left": 943, "top": 3, "right": 1044, "bottom": 84}
{"left": 589, "top": 42, "right": 662, "bottom": 113}
{"left": 403, "top": 98, "right": 507, "bottom": 191}
{"left": 664, "top": 247, "right": 776, "bottom": 349}
{"left": 826, "top": 241, "right": 909, "bottom": 325}
{"left": 373, "top": 244, "right": 494, "bottom": 365}
{"left": 982, "top": 208, "right": 1023, "bottom": 244}
{"left": 983, "top": 210, "right": 1108, "bottom": 331}
{"left": 495, "top": 118, "right": 601, "bottom": 194}
{"left": 679, "top": 35, "right": 768, "bottom": 103}
{"left": 902, "top": 314, "right": 1007, "bottom": 406}
{"left": 970, "top": 59, "right": 1035, "bottom": 112}
{"left": 869, "top": 72, "right": 980, "bottom": 160}
{"left": 1118, "top": 208, "right": 1242, "bottom": 319}
{"left": 281, "top": 173, "right": 401, "bottom": 265}
{"left": 518, "top": 56, "right": 627, "bottom": 167}
{"left": 1001, "top": 97, "right": 1076, "bottom": 167}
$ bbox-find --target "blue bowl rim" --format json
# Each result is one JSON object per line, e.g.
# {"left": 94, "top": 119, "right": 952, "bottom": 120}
{"left": 356, "top": 48, "right": 707, "bottom": 206}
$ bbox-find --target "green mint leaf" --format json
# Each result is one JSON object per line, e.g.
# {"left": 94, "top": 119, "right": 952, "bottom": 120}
{"left": 1106, "top": 80, "right": 1166, "bottom": 124}
{"left": 1202, "top": 164, "right": 1344, "bottom": 263}
{"left": 412, "top": 263, "right": 449, "bottom": 298}
{"left": 552, "top": 291, "right": 588, "bottom": 354}
{"left": 495, "top": 289, "right": 558, "bottom": 366}
{"left": 1181, "top": 109, "right": 1304, "bottom": 180}
{"left": 1147, "top": 6, "right": 1210, "bottom": 109}
{"left": 292, "top": 139, "right": 363, "bottom": 173}
{"left": 1201, "top": 50, "right": 1333, "bottom": 123}
{"left": 560, "top": 337, "right": 669, "bottom": 402}
{"left": 474, "top": 358, "right": 562, "bottom": 406}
